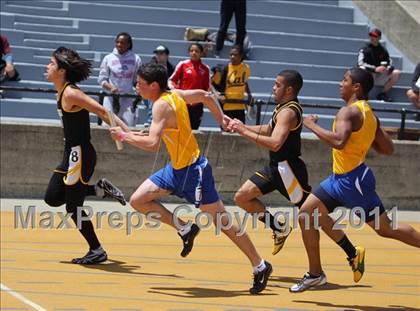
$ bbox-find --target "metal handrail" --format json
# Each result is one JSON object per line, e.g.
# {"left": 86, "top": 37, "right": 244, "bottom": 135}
{"left": 254, "top": 100, "right": 419, "bottom": 140}
{"left": 0, "top": 85, "right": 141, "bottom": 125}
{"left": 1, "top": 86, "right": 418, "bottom": 139}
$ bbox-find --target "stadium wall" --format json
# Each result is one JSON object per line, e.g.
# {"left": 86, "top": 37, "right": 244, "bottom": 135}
{"left": 353, "top": 0, "right": 420, "bottom": 64}
{"left": 1, "top": 122, "right": 419, "bottom": 210}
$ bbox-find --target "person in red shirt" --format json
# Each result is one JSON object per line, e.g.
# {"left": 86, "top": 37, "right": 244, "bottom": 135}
{"left": 168, "top": 43, "right": 211, "bottom": 129}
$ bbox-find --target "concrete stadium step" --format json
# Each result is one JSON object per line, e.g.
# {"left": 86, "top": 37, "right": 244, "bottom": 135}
{"left": 2, "top": 3, "right": 69, "bottom": 17}
{"left": 2, "top": 96, "right": 417, "bottom": 130}
{"left": 2, "top": 5, "right": 367, "bottom": 39}
{"left": 90, "top": 0, "right": 353, "bottom": 22}
{"left": 250, "top": 93, "right": 415, "bottom": 111}
{"left": 1, "top": 12, "right": 74, "bottom": 27}
{"left": 11, "top": 53, "right": 413, "bottom": 94}
{"left": 23, "top": 39, "right": 89, "bottom": 50}
{"left": 3, "top": 16, "right": 385, "bottom": 56}
{"left": 9, "top": 30, "right": 400, "bottom": 69}
{"left": 247, "top": 78, "right": 410, "bottom": 102}
{"left": 0, "top": 29, "right": 86, "bottom": 47}
{"left": 76, "top": 3, "right": 366, "bottom": 38}
{"left": 13, "top": 44, "right": 412, "bottom": 87}
{"left": 5, "top": 0, "right": 64, "bottom": 9}
{"left": 0, "top": 99, "right": 99, "bottom": 124}
{"left": 76, "top": 19, "right": 368, "bottom": 54}
{"left": 1, "top": 98, "right": 412, "bottom": 132}
{"left": 14, "top": 22, "right": 78, "bottom": 34}
{"left": 6, "top": 0, "right": 350, "bottom": 23}
{"left": 21, "top": 31, "right": 86, "bottom": 43}
{"left": 296, "top": 0, "right": 338, "bottom": 5}
{"left": 2, "top": 73, "right": 411, "bottom": 103}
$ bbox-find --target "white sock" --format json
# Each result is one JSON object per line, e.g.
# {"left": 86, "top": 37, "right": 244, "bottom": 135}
{"left": 178, "top": 224, "right": 192, "bottom": 237}
{"left": 253, "top": 259, "right": 266, "bottom": 274}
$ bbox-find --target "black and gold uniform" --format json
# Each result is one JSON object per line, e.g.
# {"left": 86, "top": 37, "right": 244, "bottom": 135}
{"left": 249, "top": 99, "right": 311, "bottom": 207}
{"left": 44, "top": 82, "right": 100, "bottom": 252}
{"left": 54, "top": 82, "right": 96, "bottom": 184}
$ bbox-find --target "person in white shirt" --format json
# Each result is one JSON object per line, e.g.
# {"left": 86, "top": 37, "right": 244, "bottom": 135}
{"left": 98, "top": 32, "right": 142, "bottom": 126}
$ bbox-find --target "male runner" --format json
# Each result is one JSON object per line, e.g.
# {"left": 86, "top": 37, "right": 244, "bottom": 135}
{"left": 110, "top": 63, "right": 272, "bottom": 294}
{"left": 230, "top": 70, "right": 358, "bottom": 265}
{"left": 290, "top": 67, "right": 420, "bottom": 292}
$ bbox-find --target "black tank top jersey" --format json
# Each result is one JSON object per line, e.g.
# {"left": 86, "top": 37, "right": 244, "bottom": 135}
{"left": 57, "top": 83, "right": 91, "bottom": 147}
{"left": 269, "top": 99, "right": 303, "bottom": 164}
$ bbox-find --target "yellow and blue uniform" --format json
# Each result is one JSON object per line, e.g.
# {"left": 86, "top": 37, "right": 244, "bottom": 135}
{"left": 149, "top": 92, "right": 219, "bottom": 207}
{"left": 313, "top": 100, "right": 385, "bottom": 221}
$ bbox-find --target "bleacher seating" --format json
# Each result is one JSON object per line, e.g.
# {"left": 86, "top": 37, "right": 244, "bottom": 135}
{"left": 1, "top": 0, "right": 419, "bottom": 131}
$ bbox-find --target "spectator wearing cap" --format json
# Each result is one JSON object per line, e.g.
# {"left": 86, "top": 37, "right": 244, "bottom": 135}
{"left": 142, "top": 45, "right": 175, "bottom": 127}
{"left": 357, "top": 28, "right": 400, "bottom": 102}
{"left": 406, "top": 62, "right": 420, "bottom": 109}
{"left": 150, "top": 45, "right": 175, "bottom": 77}
{"left": 0, "top": 35, "right": 20, "bottom": 83}
{"left": 98, "top": 32, "right": 142, "bottom": 126}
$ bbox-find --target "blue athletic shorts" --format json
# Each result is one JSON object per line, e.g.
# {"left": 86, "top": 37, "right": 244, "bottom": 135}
{"left": 313, "top": 163, "right": 385, "bottom": 222}
{"left": 149, "top": 156, "right": 219, "bottom": 208}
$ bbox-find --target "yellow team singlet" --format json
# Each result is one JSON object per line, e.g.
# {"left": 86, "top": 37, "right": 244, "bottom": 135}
{"left": 332, "top": 100, "right": 377, "bottom": 174}
{"left": 159, "top": 92, "right": 201, "bottom": 170}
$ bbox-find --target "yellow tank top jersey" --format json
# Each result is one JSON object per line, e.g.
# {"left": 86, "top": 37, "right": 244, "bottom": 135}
{"left": 159, "top": 92, "right": 201, "bottom": 170}
{"left": 332, "top": 100, "right": 377, "bottom": 174}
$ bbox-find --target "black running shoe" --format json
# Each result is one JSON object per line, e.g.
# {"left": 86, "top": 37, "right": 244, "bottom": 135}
{"left": 178, "top": 224, "right": 200, "bottom": 257}
{"left": 249, "top": 261, "right": 273, "bottom": 294}
{"left": 97, "top": 178, "right": 126, "bottom": 206}
{"left": 71, "top": 249, "right": 108, "bottom": 265}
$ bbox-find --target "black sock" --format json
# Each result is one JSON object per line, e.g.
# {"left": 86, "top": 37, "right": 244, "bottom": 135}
{"left": 258, "top": 212, "right": 285, "bottom": 232}
{"left": 86, "top": 185, "right": 97, "bottom": 197}
{"left": 308, "top": 272, "right": 321, "bottom": 278}
{"left": 337, "top": 235, "right": 357, "bottom": 259}
{"left": 71, "top": 211, "right": 101, "bottom": 250}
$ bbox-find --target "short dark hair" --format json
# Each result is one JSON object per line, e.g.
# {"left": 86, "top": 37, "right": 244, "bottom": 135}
{"left": 53, "top": 46, "right": 92, "bottom": 83}
{"left": 278, "top": 70, "right": 303, "bottom": 96}
{"left": 137, "top": 63, "right": 168, "bottom": 91}
{"left": 115, "top": 32, "right": 133, "bottom": 50}
{"left": 230, "top": 44, "right": 244, "bottom": 61}
{"left": 348, "top": 67, "right": 374, "bottom": 99}
{"left": 188, "top": 42, "right": 204, "bottom": 53}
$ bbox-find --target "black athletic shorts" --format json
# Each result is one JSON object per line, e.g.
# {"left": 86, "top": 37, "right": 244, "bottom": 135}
{"left": 249, "top": 157, "right": 311, "bottom": 207}
{"left": 55, "top": 142, "right": 96, "bottom": 185}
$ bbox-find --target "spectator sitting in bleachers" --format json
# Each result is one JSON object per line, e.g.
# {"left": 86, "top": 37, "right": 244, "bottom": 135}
{"left": 0, "top": 35, "right": 20, "bottom": 84}
{"left": 143, "top": 45, "right": 175, "bottom": 127}
{"left": 98, "top": 32, "right": 141, "bottom": 127}
{"left": 150, "top": 45, "right": 175, "bottom": 77}
{"left": 168, "top": 43, "right": 212, "bottom": 130}
{"left": 406, "top": 62, "right": 420, "bottom": 110}
{"left": 213, "top": 45, "right": 252, "bottom": 123}
{"left": 358, "top": 28, "right": 400, "bottom": 102}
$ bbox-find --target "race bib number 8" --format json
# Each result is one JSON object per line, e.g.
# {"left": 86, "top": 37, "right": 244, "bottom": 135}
{"left": 64, "top": 146, "right": 82, "bottom": 185}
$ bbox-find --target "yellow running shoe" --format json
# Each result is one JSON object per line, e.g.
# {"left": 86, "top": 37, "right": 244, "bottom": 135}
{"left": 272, "top": 227, "right": 292, "bottom": 255}
{"left": 348, "top": 246, "right": 365, "bottom": 282}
